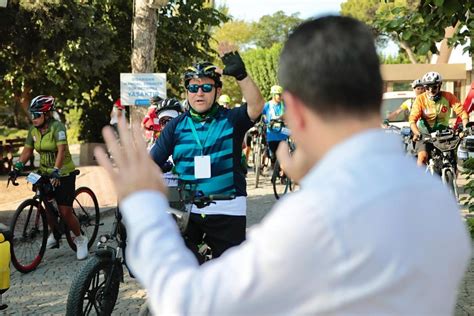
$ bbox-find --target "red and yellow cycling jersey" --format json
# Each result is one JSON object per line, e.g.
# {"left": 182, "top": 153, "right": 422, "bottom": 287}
{"left": 409, "top": 91, "right": 467, "bottom": 132}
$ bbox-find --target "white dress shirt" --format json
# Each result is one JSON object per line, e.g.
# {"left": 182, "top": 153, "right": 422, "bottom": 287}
{"left": 121, "top": 129, "right": 471, "bottom": 315}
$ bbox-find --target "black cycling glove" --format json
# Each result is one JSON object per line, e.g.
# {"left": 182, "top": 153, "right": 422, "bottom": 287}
{"left": 221, "top": 51, "right": 247, "bottom": 81}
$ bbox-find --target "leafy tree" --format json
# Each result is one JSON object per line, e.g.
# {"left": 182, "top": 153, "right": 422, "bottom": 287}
{"left": 155, "top": 0, "right": 228, "bottom": 98}
{"left": 0, "top": 0, "right": 119, "bottom": 129}
{"left": 213, "top": 20, "right": 254, "bottom": 50}
{"left": 243, "top": 43, "right": 283, "bottom": 100}
{"left": 0, "top": 0, "right": 227, "bottom": 142}
{"left": 341, "top": 0, "right": 422, "bottom": 63}
{"left": 375, "top": 0, "right": 473, "bottom": 58}
{"left": 251, "top": 11, "right": 302, "bottom": 49}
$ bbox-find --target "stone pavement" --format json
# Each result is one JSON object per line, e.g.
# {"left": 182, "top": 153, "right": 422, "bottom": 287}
{"left": 0, "top": 166, "right": 473, "bottom": 314}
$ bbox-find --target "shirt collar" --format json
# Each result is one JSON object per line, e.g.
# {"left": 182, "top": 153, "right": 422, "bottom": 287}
{"left": 300, "top": 128, "right": 403, "bottom": 188}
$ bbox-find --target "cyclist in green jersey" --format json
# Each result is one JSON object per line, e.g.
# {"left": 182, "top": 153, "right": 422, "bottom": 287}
{"left": 9, "top": 95, "right": 88, "bottom": 260}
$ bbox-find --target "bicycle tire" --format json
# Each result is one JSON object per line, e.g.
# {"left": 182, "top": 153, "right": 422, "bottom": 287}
{"left": 66, "top": 187, "right": 100, "bottom": 251}
{"left": 272, "top": 161, "right": 292, "bottom": 200}
{"left": 9, "top": 199, "right": 48, "bottom": 273}
{"left": 66, "top": 255, "right": 122, "bottom": 316}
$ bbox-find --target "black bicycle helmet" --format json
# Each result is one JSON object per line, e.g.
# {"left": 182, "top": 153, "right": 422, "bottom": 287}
{"left": 184, "top": 62, "right": 222, "bottom": 88}
{"left": 29, "top": 95, "right": 55, "bottom": 112}
{"left": 156, "top": 98, "right": 183, "bottom": 115}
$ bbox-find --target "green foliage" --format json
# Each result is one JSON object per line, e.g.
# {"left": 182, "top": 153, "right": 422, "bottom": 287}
{"left": 242, "top": 43, "right": 283, "bottom": 100}
{"left": 207, "top": 10, "right": 301, "bottom": 104}
{"left": 0, "top": 0, "right": 227, "bottom": 142}
{"left": 155, "top": 0, "right": 228, "bottom": 98}
{"left": 65, "top": 106, "right": 82, "bottom": 144}
{"left": 212, "top": 19, "right": 254, "bottom": 50}
{"left": 373, "top": 0, "right": 474, "bottom": 57}
{"left": 251, "top": 11, "right": 302, "bottom": 49}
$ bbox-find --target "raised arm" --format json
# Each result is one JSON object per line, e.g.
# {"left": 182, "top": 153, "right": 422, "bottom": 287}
{"left": 218, "top": 42, "right": 264, "bottom": 121}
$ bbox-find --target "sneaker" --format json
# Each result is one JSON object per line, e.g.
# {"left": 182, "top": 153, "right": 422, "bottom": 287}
{"left": 46, "top": 233, "right": 59, "bottom": 249}
{"left": 74, "top": 235, "right": 89, "bottom": 260}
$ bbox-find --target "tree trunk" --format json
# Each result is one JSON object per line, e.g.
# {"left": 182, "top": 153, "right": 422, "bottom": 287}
{"left": 130, "top": 0, "right": 168, "bottom": 126}
{"left": 131, "top": 0, "right": 158, "bottom": 73}
{"left": 398, "top": 39, "right": 418, "bottom": 64}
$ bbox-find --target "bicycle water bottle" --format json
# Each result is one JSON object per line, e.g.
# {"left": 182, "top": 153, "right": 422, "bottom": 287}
{"left": 0, "top": 226, "right": 11, "bottom": 310}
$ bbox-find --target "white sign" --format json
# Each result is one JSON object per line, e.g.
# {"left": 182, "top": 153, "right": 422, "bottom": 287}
{"left": 120, "top": 73, "right": 166, "bottom": 106}
{"left": 0, "top": 0, "right": 7, "bottom": 8}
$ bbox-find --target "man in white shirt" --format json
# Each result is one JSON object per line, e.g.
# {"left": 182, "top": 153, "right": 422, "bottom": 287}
{"left": 95, "top": 15, "right": 471, "bottom": 315}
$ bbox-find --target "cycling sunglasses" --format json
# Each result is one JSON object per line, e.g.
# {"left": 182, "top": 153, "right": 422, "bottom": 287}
{"left": 30, "top": 112, "right": 43, "bottom": 119}
{"left": 187, "top": 83, "right": 215, "bottom": 93}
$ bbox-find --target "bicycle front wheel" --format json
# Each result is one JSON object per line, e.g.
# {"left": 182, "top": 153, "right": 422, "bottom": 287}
{"left": 66, "top": 187, "right": 100, "bottom": 251}
{"left": 272, "top": 161, "right": 292, "bottom": 200}
{"left": 443, "top": 169, "right": 458, "bottom": 200}
{"left": 66, "top": 255, "right": 122, "bottom": 316}
{"left": 10, "top": 199, "right": 48, "bottom": 273}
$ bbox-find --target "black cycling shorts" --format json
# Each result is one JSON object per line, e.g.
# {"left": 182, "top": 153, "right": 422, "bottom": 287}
{"left": 184, "top": 213, "right": 246, "bottom": 263}
{"left": 53, "top": 173, "right": 76, "bottom": 207}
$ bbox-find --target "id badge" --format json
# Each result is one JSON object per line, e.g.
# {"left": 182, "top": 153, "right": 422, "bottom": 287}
{"left": 194, "top": 155, "right": 211, "bottom": 179}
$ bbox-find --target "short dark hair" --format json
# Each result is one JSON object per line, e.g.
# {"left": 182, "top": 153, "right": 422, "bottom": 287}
{"left": 278, "top": 16, "right": 383, "bottom": 119}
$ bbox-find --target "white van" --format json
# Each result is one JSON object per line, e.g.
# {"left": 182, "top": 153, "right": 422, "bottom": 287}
{"left": 381, "top": 91, "right": 415, "bottom": 128}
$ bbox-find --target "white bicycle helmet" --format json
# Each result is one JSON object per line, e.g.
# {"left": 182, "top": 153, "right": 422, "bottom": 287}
{"left": 411, "top": 79, "right": 423, "bottom": 89}
{"left": 422, "top": 72, "right": 443, "bottom": 85}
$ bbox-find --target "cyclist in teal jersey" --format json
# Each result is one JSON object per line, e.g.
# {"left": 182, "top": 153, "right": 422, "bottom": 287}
{"left": 150, "top": 43, "right": 264, "bottom": 261}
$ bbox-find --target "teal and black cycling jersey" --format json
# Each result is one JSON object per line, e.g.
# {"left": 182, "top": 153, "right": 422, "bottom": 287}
{"left": 150, "top": 104, "right": 254, "bottom": 196}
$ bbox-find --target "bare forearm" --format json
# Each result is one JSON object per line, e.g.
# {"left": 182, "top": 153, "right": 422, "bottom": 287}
{"left": 239, "top": 77, "right": 264, "bottom": 121}
{"left": 387, "top": 109, "right": 402, "bottom": 121}
{"left": 55, "top": 145, "right": 66, "bottom": 169}
{"left": 410, "top": 123, "right": 420, "bottom": 135}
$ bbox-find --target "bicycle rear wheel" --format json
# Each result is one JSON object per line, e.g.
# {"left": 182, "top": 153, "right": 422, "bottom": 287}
{"left": 66, "top": 255, "right": 122, "bottom": 316}
{"left": 272, "top": 161, "right": 292, "bottom": 200}
{"left": 10, "top": 199, "right": 47, "bottom": 273}
{"left": 66, "top": 187, "right": 100, "bottom": 251}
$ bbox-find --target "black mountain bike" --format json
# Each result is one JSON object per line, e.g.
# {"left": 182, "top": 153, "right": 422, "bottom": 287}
{"left": 7, "top": 170, "right": 100, "bottom": 273}
{"left": 66, "top": 180, "right": 233, "bottom": 315}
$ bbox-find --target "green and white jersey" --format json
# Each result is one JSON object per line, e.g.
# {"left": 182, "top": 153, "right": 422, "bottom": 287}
{"left": 25, "top": 120, "right": 75, "bottom": 176}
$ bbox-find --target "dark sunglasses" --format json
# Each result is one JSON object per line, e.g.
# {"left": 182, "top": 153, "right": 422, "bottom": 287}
{"left": 30, "top": 112, "right": 43, "bottom": 119}
{"left": 187, "top": 83, "right": 214, "bottom": 93}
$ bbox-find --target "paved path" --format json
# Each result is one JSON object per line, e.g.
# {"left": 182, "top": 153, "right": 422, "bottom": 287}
{"left": 1, "top": 170, "right": 473, "bottom": 314}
